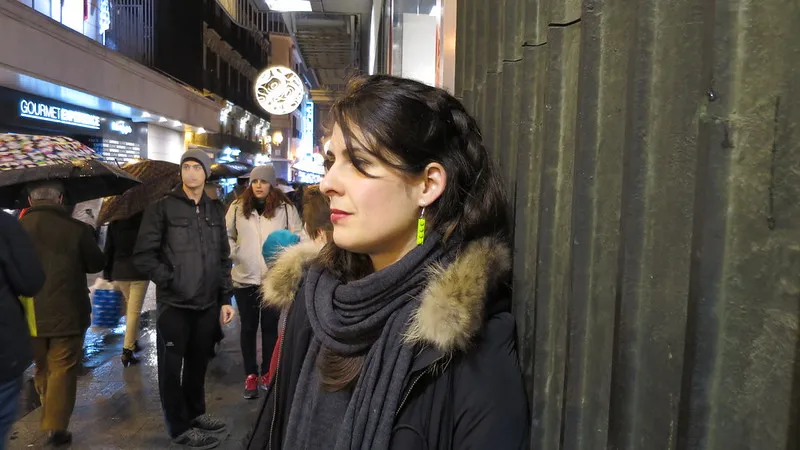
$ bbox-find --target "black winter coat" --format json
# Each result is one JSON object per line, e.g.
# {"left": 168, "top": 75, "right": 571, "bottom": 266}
{"left": 132, "top": 188, "right": 233, "bottom": 310}
{"left": 103, "top": 212, "right": 147, "bottom": 281}
{"left": 244, "top": 239, "right": 529, "bottom": 450}
{"left": 0, "top": 211, "right": 45, "bottom": 382}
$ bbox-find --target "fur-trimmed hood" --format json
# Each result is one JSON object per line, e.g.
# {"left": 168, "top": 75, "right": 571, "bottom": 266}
{"left": 261, "top": 238, "right": 511, "bottom": 353}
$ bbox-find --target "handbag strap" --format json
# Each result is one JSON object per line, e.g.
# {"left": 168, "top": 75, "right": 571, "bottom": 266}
{"left": 284, "top": 203, "right": 289, "bottom": 230}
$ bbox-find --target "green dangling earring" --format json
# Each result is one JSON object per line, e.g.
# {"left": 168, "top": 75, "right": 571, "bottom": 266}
{"left": 416, "top": 206, "right": 426, "bottom": 245}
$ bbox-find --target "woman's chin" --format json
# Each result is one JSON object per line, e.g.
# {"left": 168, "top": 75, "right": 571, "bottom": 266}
{"left": 332, "top": 231, "right": 369, "bottom": 254}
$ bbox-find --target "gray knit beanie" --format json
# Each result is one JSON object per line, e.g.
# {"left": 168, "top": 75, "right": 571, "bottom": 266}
{"left": 181, "top": 149, "right": 212, "bottom": 178}
{"left": 249, "top": 164, "right": 277, "bottom": 186}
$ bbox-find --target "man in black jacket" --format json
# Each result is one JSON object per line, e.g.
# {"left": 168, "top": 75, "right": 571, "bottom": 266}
{"left": 0, "top": 210, "right": 45, "bottom": 448}
{"left": 133, "top": 149, "right": 235, "bottom": 450}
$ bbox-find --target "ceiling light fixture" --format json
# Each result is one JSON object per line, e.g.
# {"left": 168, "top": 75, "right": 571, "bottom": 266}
{"left": 159, "top": 116, "right": 168, "bottom": 123}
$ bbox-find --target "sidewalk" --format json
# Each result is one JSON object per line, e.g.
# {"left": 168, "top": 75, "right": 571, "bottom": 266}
{"left": 8, "top": 283, "right": 262, "bottom": 449}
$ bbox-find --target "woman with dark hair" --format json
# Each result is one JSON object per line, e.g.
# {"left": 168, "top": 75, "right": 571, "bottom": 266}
{"left": 301, "top": 185, "right": 332, "bottom": 245}
{"left": 245, "top": 75, "right": 528, "bottom": 449}
{"left": 260, "top": 185, "right": 333, "bottom": 390}
{"left": 226, "top": 164, "right": 304, "bottom": 399}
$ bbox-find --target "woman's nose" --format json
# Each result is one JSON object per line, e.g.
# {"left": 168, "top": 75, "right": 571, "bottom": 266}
{"left": 320, "top": 167, "right": 340, "bottom": 196}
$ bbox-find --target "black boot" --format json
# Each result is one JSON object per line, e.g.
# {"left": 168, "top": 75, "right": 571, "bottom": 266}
{"left": 121, "top": 348, "right": 139, "bottom": 367}
{"left": 45, "top": 430, "right": 72, "bottom": 447}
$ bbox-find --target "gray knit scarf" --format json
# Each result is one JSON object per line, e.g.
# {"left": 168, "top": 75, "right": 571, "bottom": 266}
{"left": 283, "top": 233, "right": 450, "bottom": 450}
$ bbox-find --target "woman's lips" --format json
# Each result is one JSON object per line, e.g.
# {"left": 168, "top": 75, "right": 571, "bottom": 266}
{"left": 330, "top": 209, "right": 351, "bottom": 223}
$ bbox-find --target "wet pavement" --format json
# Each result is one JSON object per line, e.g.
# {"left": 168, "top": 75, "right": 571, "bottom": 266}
{"left": 8, "top": 282, "right": 262, "bottom": 449}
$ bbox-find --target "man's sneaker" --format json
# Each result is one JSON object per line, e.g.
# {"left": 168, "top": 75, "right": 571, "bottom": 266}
{"left": 259, "top": 374, "right": 270, "bottom": 391}
{"left": 243, "top": 374, "right": 259, "bottom": 399}
{"left": 171, "top": 429, "right": 220, "bottom": 449}
{"left": 191, "top": 413, "right": 227, "bottom": 434}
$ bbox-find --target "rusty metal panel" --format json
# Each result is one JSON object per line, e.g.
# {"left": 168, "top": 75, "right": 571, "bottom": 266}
{"left": 462, "top": 89, "right": 474, "bottom": 116}
{"left": 473, "top": 0, "right": 488, "bottom": 89}
{"left": 528, "top": 23, "right": 581, "bottom": 450}
{"left": 483, "top": 72, "right": 501, "bottom": 162}
{"left": 606, "top": 0, "right": 706, "bottom": 446}
{"left": 512, "top": 44, "right": 548, "bottom": 408}
{"left": 452, "top": 0, "right": 800, "bottom": 449}
{"left": 503, "top": 0, "right": 526, "bottom": 61}
{"left": 549, "top": 0, "right": 581, "bottom": 25}
{"left": 487, "top": 0, "right": 504, "bottom": 73}
{"left": 454, "top": 0, "right": 467, "bottom": 98}
{"left": 680, "top": 0, "right": 800, "bottom": 449}
{"left": 475, "top": 83, "right": 487, "bottom": 131}
{"left": 560, "top": 1, "right": 638, "bottom": 448}
{"left": 461, "top": 0, "right": 477, "bottom": 98}
{"left": 499, "top": 60, "right": 522, "bottom": 197}
{"left": 523, "top": 0, "right": 550, "bottom": 46}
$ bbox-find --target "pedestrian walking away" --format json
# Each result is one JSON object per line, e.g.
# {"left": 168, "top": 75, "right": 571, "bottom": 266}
{"left": 244, "top": 75, "right": 529, "bottom": 450}
{"left": 225, "top": 163, "right": 304, "bottom": 399}
{"left": 103, "top": 212, "right": 150, "bottom": 367}
{"left": 19, "top": 181, "right": 106, "bottom": 448}
{"left": 0, "top": 209, "right": 45, "bottom": 449}
{"left": 133, "top": 149, "right": 235, "bottom": 450}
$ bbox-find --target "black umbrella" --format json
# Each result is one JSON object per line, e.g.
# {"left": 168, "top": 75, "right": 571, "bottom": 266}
{"left": 209, "top": 161, "right": 253, "bottom": 181}
{"left": 0, "top": 134, "right": 141, "bottom": 208}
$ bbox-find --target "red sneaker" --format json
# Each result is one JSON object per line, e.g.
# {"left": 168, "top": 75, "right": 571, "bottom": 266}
{"left": 259, "top": 374, "right": 270, "bottom": 391}
{"left": 243, "top": 374, "right": 259, "bottom": 399}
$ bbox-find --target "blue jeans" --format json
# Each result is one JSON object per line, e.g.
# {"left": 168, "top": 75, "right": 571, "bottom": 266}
{"left": 0, "top": 375, "right": 22, "bottom": 450}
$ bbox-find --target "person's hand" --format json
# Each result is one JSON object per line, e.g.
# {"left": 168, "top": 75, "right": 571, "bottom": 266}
{"left": 220, "top": 305, "right": 235, "bottom": 324}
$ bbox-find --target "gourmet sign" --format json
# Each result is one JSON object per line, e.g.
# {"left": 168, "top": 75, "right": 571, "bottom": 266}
{"left": 19, "top": 99, "right": 101, "bottom": 130}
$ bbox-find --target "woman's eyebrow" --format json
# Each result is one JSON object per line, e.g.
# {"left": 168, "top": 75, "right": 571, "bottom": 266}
{"left": 348, "top": 145, "right": 371, "bottom": 156}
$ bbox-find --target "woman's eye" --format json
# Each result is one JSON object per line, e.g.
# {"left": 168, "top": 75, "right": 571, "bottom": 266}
{"left": 351, "top": 157, "right": 370, "bottom": 167}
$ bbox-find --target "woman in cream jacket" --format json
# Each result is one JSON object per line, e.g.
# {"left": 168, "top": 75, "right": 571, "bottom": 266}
{"left": 225, "top": 164, "right": 303, "bottom": 399}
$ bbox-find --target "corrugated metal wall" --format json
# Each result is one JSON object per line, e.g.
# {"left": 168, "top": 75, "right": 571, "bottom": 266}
{"left": 452, "top": 0, "right": 800, "bottom": 449}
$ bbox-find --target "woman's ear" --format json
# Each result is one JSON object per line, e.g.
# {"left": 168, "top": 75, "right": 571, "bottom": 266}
{"left": 419, "top": 162, "right": 447, "bottom": 207}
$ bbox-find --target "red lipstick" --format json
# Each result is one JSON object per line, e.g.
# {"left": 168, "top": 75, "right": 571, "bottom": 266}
{"left": 330, "top": 209, "right": 351, "bottom": 223}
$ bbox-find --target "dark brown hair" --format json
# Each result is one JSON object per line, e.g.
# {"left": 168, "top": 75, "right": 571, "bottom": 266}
{"left": 316, "top": 75, "right": 511, "bottom": 392}
{"left": 302, "top": 185, "right": 333, "bottom": 241}
{"left": 239, "top": 184, "right": 292, "bottom": 218}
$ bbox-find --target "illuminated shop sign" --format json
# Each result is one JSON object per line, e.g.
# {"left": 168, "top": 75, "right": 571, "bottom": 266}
{"left": 19, "top": 99, "right": 101, "bottom": 130}
{"left": 254, "top": 66, "right": 305, "bottom": 115}
{"left": 110, "top": 120, "right": 133, "bottom": 135}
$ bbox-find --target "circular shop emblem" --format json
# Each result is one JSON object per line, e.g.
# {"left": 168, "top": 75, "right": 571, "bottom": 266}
{"left": 254, "top": 66, "right": 305, "bottom": 115}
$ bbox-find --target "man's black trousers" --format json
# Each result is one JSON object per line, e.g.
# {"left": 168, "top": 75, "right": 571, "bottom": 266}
{"left": 156, "top": 303, "right": 218, "bottom": 438}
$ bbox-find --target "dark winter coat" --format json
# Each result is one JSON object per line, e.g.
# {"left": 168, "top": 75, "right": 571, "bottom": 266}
{"left": 0, "top": 210, "right": 45, "bottom": 382}
{"left": 103, "top": 212, "right": 147, "bottom": 282}
{"left": 20, "top": 204, "right": 105, "bottom": 337}
{"left": 132, "top": 187, "right": 233, "bottom": 310}
{"left": 244, "top": 239, "right": 530, "bottom": 450}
